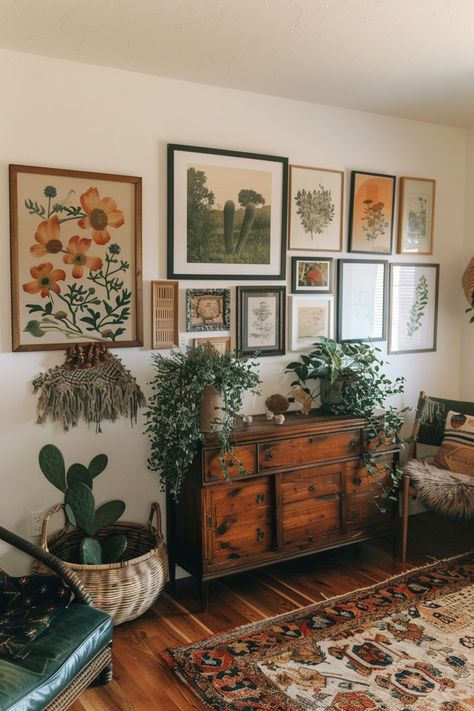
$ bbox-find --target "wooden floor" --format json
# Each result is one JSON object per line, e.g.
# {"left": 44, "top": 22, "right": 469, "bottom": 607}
{"left": 71, "top": 513, "right": 472, "bottom": 711}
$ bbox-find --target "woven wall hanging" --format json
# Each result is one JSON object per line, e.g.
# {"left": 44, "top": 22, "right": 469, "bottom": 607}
{"left": 32, "top": 344, "right": 146, "bottom": 432}
{"left": 462, "top": 256, "right": 474, "bottom": 307}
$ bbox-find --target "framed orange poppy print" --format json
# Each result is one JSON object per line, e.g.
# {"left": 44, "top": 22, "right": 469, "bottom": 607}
{"left": 9, "top": 165, "right": 142, "bottom": 351}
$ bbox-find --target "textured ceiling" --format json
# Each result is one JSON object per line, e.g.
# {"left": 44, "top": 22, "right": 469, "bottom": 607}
{"left": 1, "top": 0, "right": 474, "bottom": 127}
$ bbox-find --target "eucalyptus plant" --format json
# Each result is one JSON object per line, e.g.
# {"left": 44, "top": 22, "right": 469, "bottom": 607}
{"left": 286, "top": 338, "right": 409, "bottom": 506}
{"left": 145, "top": 345, "right": 261, "bottom": 500}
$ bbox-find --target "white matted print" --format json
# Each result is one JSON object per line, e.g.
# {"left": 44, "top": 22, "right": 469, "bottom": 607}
{"left": 290, "top": 296, "right": 333, "bottom": 351}
{"left": 389, "top": 263, "right": 439, "bottom": 354}
{"left": 337, "top": 260, "right": 387, "bottom": 342}
{"left": 288, "top": 165, "right": 343, "bottom": 252}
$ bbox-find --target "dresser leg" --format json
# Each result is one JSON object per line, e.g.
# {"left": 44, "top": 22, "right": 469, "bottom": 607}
{"left": 200, "top": 580, "right": 209, "bottom": 612}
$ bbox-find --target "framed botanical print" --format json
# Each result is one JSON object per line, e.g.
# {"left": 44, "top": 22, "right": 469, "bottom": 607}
{"left": 348, "top": 171, "right": 395, "bottom": 254}
{"left": 193, "top": 335, "right": 231, "bottom": 354}
{"left": 388, "top": 263, "right": 439, "bottom": 354}
{"left": 186, "top": 289, "right": 230, "bottom": 332}
{"left": 151, "top": 280, "right": 178, "bottom": 350}
{"left": 397, "top": 177, "right": 436, "bottom": 255}
{"left": 9, "top": 164, "right": 142, "bottom": 351}
{"left": 288, "top": 165, "right": 343, "bottom": 252}
{"left": 337, "top": 259, "right": 388, "bottom": 342}
{"left": 290, "top": 295, "right": 333, "bottom": 351}
{"left": 168, "top": 144, "right": 288, "bottom": 280}
{"left": 236, "top": 286, "right": 285, "bottom": 356}
{"left": 291, "top": 256, "right": 333, "bottom": 294}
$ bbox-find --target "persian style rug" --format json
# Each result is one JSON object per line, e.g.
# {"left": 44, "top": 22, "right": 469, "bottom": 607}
{"left": 165, "top": 553, "right": 474, "bottom": 710}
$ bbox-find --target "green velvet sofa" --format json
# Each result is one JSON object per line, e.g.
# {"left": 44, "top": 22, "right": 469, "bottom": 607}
{"left": 0, "top": 524, "right": 113, "bottom": 711}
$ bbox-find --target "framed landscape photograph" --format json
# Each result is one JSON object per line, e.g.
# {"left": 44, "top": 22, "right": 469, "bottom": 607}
{"left": 389, "top": 263, "right": 439, "bottom": 354}
{"left": 397, "top": 177, "right": 436, "bottom": 255}
{"left": 337, "top": 259, "right": 388, "bottom": 342}
{"left": 236, "top": 286, "right": 285, "bottom": 356}
{"left": 291, "top": 256, "right": 333, "bottom": 294}
{"left": 193, "top": 335, "right": 231, "bottom": 354}
{"left": 151, "top": 280, "right": 178, "bottom": 350}
{"left": 186, "top": 289, "right": 230, "bottom": 332}
{"left": 290, "top": 295, "right": 333, "bottom": 351}
{"left": 9, "top": 164, "right": 142, "bottom": 351}
{"left": 348, "top": 170, "right": 395, "bottom": 254}
{"left": 288, "top": 165, "right": 343, "bottom": 252}
{"left": 168, "top": 144, "right": 288, "bottom": 280}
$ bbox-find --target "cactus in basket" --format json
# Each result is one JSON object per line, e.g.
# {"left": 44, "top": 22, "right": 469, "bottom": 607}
{"left": 38, "top": 444, "right": 127, "bottom": 565}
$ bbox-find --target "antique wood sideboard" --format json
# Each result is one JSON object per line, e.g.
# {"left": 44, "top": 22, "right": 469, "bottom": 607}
{"left": 166, "top": 412, "right": 398, "bottom": 609}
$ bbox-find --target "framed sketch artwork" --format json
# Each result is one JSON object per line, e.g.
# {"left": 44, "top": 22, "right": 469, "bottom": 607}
{"left": 290, "top": 296, "right": 333, "bottom": 351}
{"left": 168, "top": 144, "right": 288, "bottom": 280}
{"left": 348, "top": 171, "right": 396, "bottom": 254}
{"left": 9, "top": 164, "right": 142, "bottom": 351}
{"left": 288, "top": 165, "right": 343, "bottom": 252}
{"left": 389, "top": 263, "right": 439, "bottom": 354}
{"left": 397, "top": 177, "right": 436, "bottom": 255}
{"left": 185, "top": 288, "right": 230, "bottom": 332}
{"left": 337, "top": 259, "right": 388, "bottom": 342}
{"left": 291, "top": 256, "right": 333, "bottom": 294}
{"left": 236, "top": 286, "right": 285, "bottom": 356}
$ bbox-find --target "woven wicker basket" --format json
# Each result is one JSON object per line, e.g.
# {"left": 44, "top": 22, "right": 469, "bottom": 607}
{"left": 34, "top": 502, "right": 168, "bottom": 625}
{"left": 462, "top": 257, "right": 474, "bottom": 306}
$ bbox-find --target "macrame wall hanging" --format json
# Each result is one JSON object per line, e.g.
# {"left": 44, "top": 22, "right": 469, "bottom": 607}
{"left": 32, "top": 344, "right": 146, "bottom": 432}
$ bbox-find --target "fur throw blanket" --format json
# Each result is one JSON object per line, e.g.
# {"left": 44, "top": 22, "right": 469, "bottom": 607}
{"left": 404, "top": 458, "right": 474, "bottom": 519}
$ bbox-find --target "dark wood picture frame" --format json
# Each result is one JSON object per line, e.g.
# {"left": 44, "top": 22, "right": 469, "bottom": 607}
{"left": 337, "top": 259, "right": 388, "bottom": 342}
{"left": 291, "top": 256, "right": 333, "bottom": 294}
{"left": 167, "top": 144, "right": 288, "bottom": 280}
{"left": 348, "top": 170, "right": 396, "bottom": 255}
{"left": 236, "top": 286, "right": 286, "bottom": 356}
{"left": 10, "top": 164, "right": 142, "bottom": 351}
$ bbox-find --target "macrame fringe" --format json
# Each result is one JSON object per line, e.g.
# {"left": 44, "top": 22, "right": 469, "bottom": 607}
{"left": 404, "top": 458, "right": 474, "bottom": 520}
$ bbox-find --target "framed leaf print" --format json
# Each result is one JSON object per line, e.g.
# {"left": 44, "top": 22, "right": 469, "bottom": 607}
{"left": 397, "top": 177, "right": 436, "bottom": 255}
{"left": 348, "top": 171, "right": 395, "bottom": 254}
{"left": 236, "top": 286, "right": 285, "bottom": 356}
{"left": 388, "top": 263, "right": 439, "bottom": 354}
{"left": 290, "top": 295, "right": 333, "bottom": 351}
{"left": 185, "top": 288, "right": 230, "bottom": 332}
{"left": 9, "top": 164, "right": 142, "bottom": 351}
{"left": 288, "top": 165, "right": 343, "bottom": 252}
{"left": 168, "top": 144, "right": 288, "bottom": 279}
{"left": 337, "top": 259, "right": 388, "bottom": 342}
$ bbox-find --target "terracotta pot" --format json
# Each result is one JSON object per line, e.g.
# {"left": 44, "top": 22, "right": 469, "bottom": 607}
{"left": 199, "top": 385, "right": 225, "bottom": 433}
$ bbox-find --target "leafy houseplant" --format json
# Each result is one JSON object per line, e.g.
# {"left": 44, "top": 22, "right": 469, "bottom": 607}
{"left": 286, "top": 338, "right": 408, "bottom": 506}
{"left": 39, "top": 444, "right": 127, "bottom": 564}
{"left": 145, "top": 345, "right": 261, "bottom": 500}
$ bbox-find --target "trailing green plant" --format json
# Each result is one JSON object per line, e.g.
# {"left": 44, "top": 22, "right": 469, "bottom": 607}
{"left": 145, "top": 345, "right": 261, "bottom": 500}
{"left": 286, "top": 338, "right": 409, "bottom": 508}
{"left": 39, "top": 444, "right": 127, "bottom": 565}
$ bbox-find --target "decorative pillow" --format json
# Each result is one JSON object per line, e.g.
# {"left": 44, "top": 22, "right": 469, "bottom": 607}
{"left": 434, "top": 410, "right": 474, "bottom": 476}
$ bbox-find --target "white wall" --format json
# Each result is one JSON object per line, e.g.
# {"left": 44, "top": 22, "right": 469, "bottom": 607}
{"left": 0, "top": 49, "right": 467, "bottom": 572}
{"left": 461, "top": 128, "right": 474, "bottom": 399}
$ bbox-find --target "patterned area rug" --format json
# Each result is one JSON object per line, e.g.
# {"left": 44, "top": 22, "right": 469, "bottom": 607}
{"left": 166, "top": 553, "right": 474, "bottom": 710}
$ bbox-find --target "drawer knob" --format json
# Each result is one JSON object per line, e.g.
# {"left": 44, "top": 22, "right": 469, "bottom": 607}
{"left": 307, "top": 535, "right": 314, "bottom": 543}
{"left": 350, "top": 438, "right": 359, "bottom": 449}
{"left": 264, "top": 449, "right": 273, "bottom": 461}
{"left": 353, "top": 477, "right": 362, "bottom": 486}
{"left": 308, "top": 436, "right": 318, "bottom": 444}
{"left": 256, "top": 528, "right": 265, "bottom": 542}
{"left": 308, "top": 484, "right": 315, "bottom": 493}
{"left": 256, "top": 493, "right": 265, "bottom": 504}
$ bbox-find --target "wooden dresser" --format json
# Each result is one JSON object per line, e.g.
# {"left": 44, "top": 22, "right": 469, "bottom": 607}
{"left": 166, "top": 412, "right": 398, "bottom": 609}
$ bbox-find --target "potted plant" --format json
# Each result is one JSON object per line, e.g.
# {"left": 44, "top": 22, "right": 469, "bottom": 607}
{"left": 286, "top": 338, "right": 408, "bottom": 505}
{"left": 145, "top": 345, "right": 261, "bottom": 500}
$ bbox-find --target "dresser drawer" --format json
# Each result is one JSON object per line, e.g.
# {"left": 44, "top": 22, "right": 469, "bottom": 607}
{"left": 345, "top": 457, "right": 393, "bottom": 494}
{"left": 258, "top": 429, "right": 362, "bottom": 470}
{"left": 204, "top": 444, "right": 257, "bottom": 481}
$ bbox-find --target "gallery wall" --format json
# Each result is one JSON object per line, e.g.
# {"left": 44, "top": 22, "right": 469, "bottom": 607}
{"left": 0, "top": 48, "right": 467, "bottom": 571}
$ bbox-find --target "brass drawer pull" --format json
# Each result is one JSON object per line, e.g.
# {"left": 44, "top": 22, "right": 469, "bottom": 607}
{"left": 307, "top": 535, "right": 314, "bottom": 543}
{"left": 256, "top": 493, "right": 265, "bottom": 504}
{"left": 256, "top": 528, "right": 265, "bottom": 542}
{"left": 264, "top": 449, "right": 273, "bottom": 461}
{"left": 308, "top": 484, "right": 315, "bottom": 493}
{"left": 350, "top": 438, "right": 359, "bottom": 449}
{"left": 353, "top": 477, "right": 362, "bottom": 486}
{"left": 308, "top": 436, "right": 318, "bottom": 444}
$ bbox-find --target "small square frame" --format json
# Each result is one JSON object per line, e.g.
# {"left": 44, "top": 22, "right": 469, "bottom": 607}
{"left": 185, "top": 288, "right": 230, "bottom": 332}
{"left": 291, "top": 256, "right": 333, "bottom": 294}
{"left": 290, "top": 295, "right": 334, "bottom": 351}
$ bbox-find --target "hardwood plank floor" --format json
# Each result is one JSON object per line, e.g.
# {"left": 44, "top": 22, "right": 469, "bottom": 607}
{"left": 71, "top": 513, "right": 472, "bottom": 711}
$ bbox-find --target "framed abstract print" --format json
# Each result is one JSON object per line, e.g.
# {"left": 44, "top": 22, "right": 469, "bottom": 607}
{"left": 337, "top": 259, "right": 388, "bottom": 342}
{"left": 291, "top": 256, "right": 333, "bottom": 294}
{"left": 288, "top": 165, "right": 343, "bottom": 252}
{"left": 388, "top": 263, "right": 439, "bottom": 354}
{"left": 236, "top": 286, "right": 285, "bottom": 357}
{"left": 193, "top": 335, "right": 231, "bottom": 355}
{"left": 397, "top": 177, "right": 436, "bottom": 255}
{"left": 290, "top": 295, "right": 333, "bottom": 351}
{"left": 151, "top": 280, "right": 178, "bottom": 350}
{"left": 185, "top": 288, "right": 230, "bottom": 332}
{"left": 167, "top": 144, "right": 288, "bottom": 279}
{"left": 348, "top": 171, "right": 395, "bottom": 254}
{"left": 9, "top": 164, "right": 142, "bottom": 351}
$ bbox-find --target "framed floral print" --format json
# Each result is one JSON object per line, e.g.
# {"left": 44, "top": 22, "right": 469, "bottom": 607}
{"left": 290, "top": 295, "right": 333, "bottom": 351}
{"left": 291, "top": 256, "right": 333, "bottom": 294}
{"left": 397, "top": 177, "right": 436, "bottom": 255}
{"left": 236, "top": 286, "right": 285, "bottom": 356}
{"left": 288, "top": 165, "right": 343, "bottom": 252}
{"left": 388, "top": 263, "right": 439, "bottom": 354}
{"left": 9, "top": 164, "right": 142, "bottom": 351}
{"left": 337, "top": 259, "right": 388, "bottom": 342}
{"left": 185, "top": 288, "right": 230, "bottom": 332}
{"left": 348, "top": 171, "right": 395, "bottom": 254}
{"left": 168, "top": 144, "right": 288, "bottom": 279}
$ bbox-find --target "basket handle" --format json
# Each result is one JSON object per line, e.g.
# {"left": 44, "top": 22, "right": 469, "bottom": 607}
{"left": 40, "top": 503, "right": 69, "bottom": 553}
{"left": 147, "top": 502, "right": 164, "bottom": 539}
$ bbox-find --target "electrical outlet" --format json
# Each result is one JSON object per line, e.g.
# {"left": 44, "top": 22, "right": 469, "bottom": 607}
{"left": 29, "top": 511, "right": 44, "bottom": 537}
